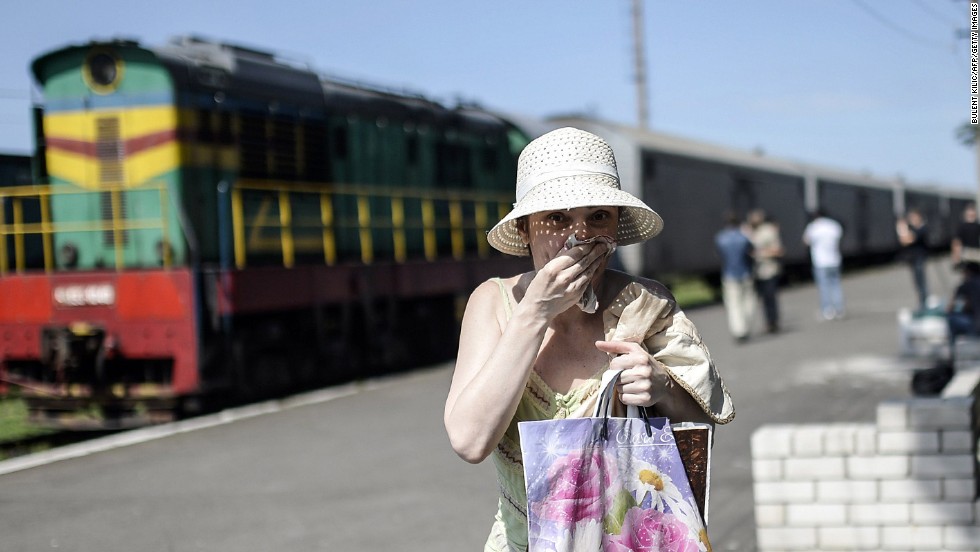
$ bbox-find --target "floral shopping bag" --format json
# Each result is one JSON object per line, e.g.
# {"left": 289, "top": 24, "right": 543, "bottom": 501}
{"left": 519, "top": 371, "right": 711, "bottom": 552}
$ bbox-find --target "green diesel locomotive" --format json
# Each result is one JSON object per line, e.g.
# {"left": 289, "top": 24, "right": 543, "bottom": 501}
{"left": 0, "top": 36, "right": 530, "bottom": 427}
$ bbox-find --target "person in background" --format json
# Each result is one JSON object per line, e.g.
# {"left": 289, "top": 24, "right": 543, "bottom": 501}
{"left": 715, "top": 212, "right": 755, "bottom": 342}
{"left": 803, "top": 209, "right": 845, "bottom": 320}
{"left": 748, "top": 208, "right": 784, "bottom": 334}
{"left": 952, "top": 202, "right": 980, "bottom": 267}
{"left": 947, "top": 262, "right": 980, "bottom": 358}
{"left": 444, "top": 127, "right": 735, "bottom": 552}
{"left": 896, "top": 208, "right": 930, "bottom": 312}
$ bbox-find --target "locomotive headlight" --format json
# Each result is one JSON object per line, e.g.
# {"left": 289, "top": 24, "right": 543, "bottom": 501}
{"left": 83, "top": 49, "right": 123, "bottom": 94}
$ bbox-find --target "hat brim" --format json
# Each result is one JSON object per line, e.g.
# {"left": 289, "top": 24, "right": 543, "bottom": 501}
{"left": 486, "top": 175, "right": 663, "bottom": 256}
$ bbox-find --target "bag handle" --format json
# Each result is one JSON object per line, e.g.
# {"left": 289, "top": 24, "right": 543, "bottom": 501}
{"left": 596, "top": 369, "right": 653, "bottom": 439}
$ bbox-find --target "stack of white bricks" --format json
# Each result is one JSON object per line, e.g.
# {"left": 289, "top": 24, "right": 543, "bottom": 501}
{"left": 751, "top": 369, "right": 980, "bottom": 551}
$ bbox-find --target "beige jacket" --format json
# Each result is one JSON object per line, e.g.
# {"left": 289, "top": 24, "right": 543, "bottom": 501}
{"left": 603, "top": 282, "right": 735, "bottom": 424}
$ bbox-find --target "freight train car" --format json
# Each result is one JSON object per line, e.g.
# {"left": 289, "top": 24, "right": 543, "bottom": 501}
{"left": 550, "top": 118, "right": 974, "bottom": 281}
{"left": 0, "top": 36, "right": 530, "bottom": 427}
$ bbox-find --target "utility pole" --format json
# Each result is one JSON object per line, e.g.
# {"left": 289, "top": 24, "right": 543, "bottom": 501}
{"left": 632, "top": 0, "right": 649, "bottom": 129}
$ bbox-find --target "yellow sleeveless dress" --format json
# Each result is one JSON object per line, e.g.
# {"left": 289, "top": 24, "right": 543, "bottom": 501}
{"left": 484, "top": 278, "right": 605, "bottom": 552}
{"left": 482, "top": 277, "right": 735, "bottom": 551}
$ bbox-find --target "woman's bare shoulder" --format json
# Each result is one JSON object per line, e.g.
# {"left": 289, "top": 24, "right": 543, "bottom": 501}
{"left": 470, "top": 274, "right": 525, "bottom": 297}
{"left": 467, "top": 278, "right": 505, "bottom": 305}
{"left": 465, "top": 273, "right": 530, "bottom": 317}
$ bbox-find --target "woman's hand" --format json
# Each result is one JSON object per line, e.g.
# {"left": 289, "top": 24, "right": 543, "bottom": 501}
{"left": 524, "top": 241, "right": 610, "bottom": 319}
{"left": 594, "top": 340, "right": 673, "bottom": 408}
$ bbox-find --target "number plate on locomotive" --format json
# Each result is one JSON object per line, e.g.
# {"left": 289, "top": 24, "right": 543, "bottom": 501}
{"left": 52, "top": 284, "right": 116, "bottom": 307}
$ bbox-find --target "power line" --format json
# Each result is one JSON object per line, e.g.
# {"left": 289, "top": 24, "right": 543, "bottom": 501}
{"left": 851, "top": 0, "right": 950, "bottom": 49}
{"left": 942, "top": 0, "right": 973, "bottom": 21}
{"left": 913, "top": 0, "right": 960, "bottom": 27}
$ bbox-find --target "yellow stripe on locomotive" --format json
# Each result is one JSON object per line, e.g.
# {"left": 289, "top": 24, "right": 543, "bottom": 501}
{"left": 43, "top": 106, "right": 181, "bottom": 190}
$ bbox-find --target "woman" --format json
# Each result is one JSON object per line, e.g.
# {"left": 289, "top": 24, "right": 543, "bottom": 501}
{"left": 444, "top": 127, "right": 735, "bottom": 552}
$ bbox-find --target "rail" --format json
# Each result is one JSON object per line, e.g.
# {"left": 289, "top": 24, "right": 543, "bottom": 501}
{"left": 0, "top": 183, "right": 171, "bottom": 275}
{"left": 0, "top": 180, "right": 513, "bottom": 273}
{"left": 231, "top": 180, "right": 513, "bottom": 269}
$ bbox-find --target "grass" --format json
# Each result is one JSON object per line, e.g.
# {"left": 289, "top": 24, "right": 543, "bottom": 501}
{"left": 0, "top": 397, "right": 53, "bottom": 444}
{"left": 667, "top": 276, "right": 718, "bottom": 309}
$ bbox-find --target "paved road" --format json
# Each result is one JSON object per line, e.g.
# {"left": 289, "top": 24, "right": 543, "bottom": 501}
{"left": 0, "top": 260, "right": 949, "bottom": 551}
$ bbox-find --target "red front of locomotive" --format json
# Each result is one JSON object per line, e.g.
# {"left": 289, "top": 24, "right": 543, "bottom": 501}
{"left": 0, "top": 269, "right": 199, "bottom": 427}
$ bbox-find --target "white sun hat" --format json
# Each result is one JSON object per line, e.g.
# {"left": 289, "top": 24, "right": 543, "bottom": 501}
{"left": 487, "top": 127, "right": 663, "bottom": 256}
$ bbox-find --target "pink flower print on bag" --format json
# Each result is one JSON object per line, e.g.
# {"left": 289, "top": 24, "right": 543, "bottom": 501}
{"left": 520, "top": 370, "right": 712, "bottom": 552}
{"left": 605, "top": 507, "right": 701, "bottom": 552}
{"left": 532, "top": 449, "right": 619, "bottom": 524}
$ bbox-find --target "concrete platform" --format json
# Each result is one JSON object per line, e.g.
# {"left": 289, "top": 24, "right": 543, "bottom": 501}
{"left": 0, "top": 259, "right": 951, "bottom": 551}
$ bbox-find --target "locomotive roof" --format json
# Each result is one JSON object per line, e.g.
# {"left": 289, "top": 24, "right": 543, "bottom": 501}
{"left": 31, "top": 37, "right": 139, "bottom": 78}
{"left": 32, "top": 36, "right": 512, "bottom": 134}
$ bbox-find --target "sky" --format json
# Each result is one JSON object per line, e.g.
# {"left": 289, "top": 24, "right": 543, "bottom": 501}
{"left": 0, "top": 0, "right": 975, "bottom": 191}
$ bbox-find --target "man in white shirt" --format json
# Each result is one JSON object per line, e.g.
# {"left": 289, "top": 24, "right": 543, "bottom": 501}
{"left": 803, "top": 210, "right": 845, "bottom": 320}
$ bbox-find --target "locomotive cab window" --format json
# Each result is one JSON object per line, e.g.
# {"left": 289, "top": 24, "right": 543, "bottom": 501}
{"left": 406, "top": 134, "right": 420, "bottom": 167}
{"left": 332, "top": 125, "right": 348, "bottom": 160}
{"left": 196, "top": 109, "right": 214, "bottom": 142}
{"left": 481, "top": 147, "right": 498, "bottom": 174}
{"left": 239, "top": 111, "right": 267, "bottom": 178}
{"left": 301, "top": 122, "right": 328, "bottom": 181}
{"left": 436, "top": 142, "right": 472, "bottom": 188}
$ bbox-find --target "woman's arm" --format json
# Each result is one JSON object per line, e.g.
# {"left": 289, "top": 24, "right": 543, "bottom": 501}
{"left": 595, "top": 339, "right": 716, "bottom": 427}
{"left": 444, "top": 244, "right": 610, "bottom": 463}
{"left": 596, "top": 278, "right": 734, "bottom": 426}
{"left": 444, "top": 280, "right": 549, "bottom": 464}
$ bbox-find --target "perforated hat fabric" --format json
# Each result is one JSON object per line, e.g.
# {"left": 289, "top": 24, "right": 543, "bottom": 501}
{"left": 486, "top": 127, "right": 663, "bottom": 256}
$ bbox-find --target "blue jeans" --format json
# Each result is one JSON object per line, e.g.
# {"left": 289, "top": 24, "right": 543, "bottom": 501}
{"left": 754, "top": 276, "right": 780, "bottom": 330}
{"left": 948, "top": 313, "right": 976, "bottom": 343}
{"left": 813, "top": 265, "right": 845, "bottom": 318}
{"left": 909, "top": 257, "right": 928, "bottom": 310}
{"left": 948, "top": 312, "right": 979, "bottom": 361}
